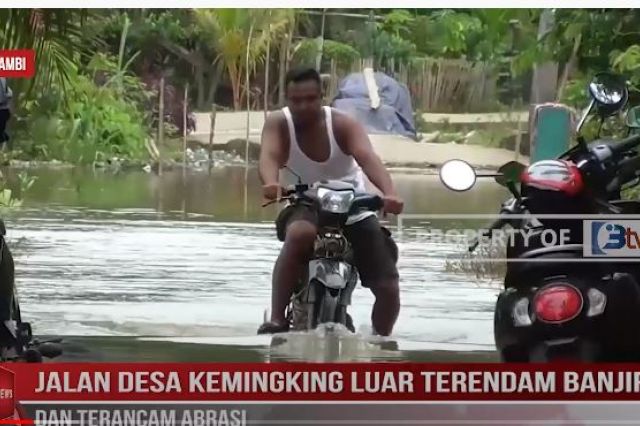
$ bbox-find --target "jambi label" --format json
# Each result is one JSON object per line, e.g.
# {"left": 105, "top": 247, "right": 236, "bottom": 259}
{"left": 0, "top": 50, "right": 35, "bottom": 78}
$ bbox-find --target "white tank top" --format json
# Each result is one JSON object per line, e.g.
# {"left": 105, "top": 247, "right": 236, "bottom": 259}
{"left": 279, "top": 106, "right": 374, "bottom": 224}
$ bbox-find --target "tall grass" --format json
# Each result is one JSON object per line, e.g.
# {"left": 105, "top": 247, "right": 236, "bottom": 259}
{"left": 444, "top": 238, "right": 506, "bottom": 282}
{"left": 12, "top": 14, "right": 152, "bottom": 164}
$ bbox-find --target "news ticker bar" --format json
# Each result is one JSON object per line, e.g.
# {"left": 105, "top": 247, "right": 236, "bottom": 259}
{"left": 7, "top": 363, "right": 640, "bottom": 425}
{"left": 10, "top": 364, "right": 640, "bottom": 401}
{"left": 17, "top": 402, "right": 640, "bottom": 425}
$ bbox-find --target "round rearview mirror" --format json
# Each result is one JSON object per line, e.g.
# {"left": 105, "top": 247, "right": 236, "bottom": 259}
{"left": 588, "top": 73, "right": 628, "bottom": 116}
{"left": 439, "top": 159, "right": 477, "bottom": 192}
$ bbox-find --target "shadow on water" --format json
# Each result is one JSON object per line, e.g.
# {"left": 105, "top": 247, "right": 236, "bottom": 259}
{"left": 5, "top": 166, "right": 508, "bottom": 362}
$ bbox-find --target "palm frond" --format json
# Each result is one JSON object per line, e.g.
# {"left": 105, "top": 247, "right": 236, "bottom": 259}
{"left": 0, "top": 8, "right": 92, "bottom": 104}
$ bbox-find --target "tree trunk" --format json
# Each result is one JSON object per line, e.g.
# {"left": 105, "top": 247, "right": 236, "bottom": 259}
{"left": 264, "top": 30, "right": 271, "bottom": 119}
{"left": 556, "top": 33, "right": 582, "bottom": 102}
{"left": 157, "top": 77, "right": 165, "bottom": 176}
{"left": 205, "top": 64, "right": 223, "bottom": 107}
{"left": 182, "top": 83, "right": 188, "bottom": 178}
{"left": 277, "top": 37, "right": 288, "bottom": 107}
{"left": 206, "top": 74, "right": 218, "bottom": 107}
{"left": 229, "top": 64, "right": 241, "bottom": 111}
{"left": 278, "top": 21, "right": 294, "bottom": 107}
{"left": 195, "top": 68, "right": 205, "bottom": 109}
{"left": 530, "top": 9, "right": 558, "bottom": 104}
{"left": 315, "top": 9, "right": 327, "bottom": 71}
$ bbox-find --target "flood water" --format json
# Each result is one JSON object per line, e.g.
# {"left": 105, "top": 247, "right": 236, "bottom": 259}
{"left": 4, "top": 166, "right": 509, "bottom": 362}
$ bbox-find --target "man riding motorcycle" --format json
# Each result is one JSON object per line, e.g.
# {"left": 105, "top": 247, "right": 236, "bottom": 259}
{"left": 257, "top": 67, "right": 404, "bottom": 336}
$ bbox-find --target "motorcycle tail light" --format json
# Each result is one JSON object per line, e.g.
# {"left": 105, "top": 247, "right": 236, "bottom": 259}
{"left": 586, "top": 288, "right": 607, "bottom": 317}
{"left": 512, "top": 297, "right": 532, "bottom": 327}
{"left": 534, "top": 284, "right": 583, "bottom": 323}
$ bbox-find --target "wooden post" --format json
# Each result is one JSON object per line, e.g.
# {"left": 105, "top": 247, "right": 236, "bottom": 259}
{"left": 277, "top": 36, "right": 288, "bottom": 107}
{"left": 245, "top": 23, "right": 254, "bottom": 169}
{"left": 157, "top": 76, "right": 165, "bottom": 176}
{"left": 243, "top": 161, "right": 249, "bottom": 221}
{"left": 208, "top": 103, "right": 217, "bottom": 171}
{"left": 264, "top": 24, "right": 271, "bottom": 122}
{"left": 329, "top": 58, "right": 338, "bottom": 101}
{"left": 183, "top": 83, "right": 188, "bottom": 179}
{"left": 515, "top": 115, "right": 523, "bottom": 162}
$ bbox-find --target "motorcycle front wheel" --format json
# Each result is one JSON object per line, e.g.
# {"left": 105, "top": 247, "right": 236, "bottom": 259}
{"left": 304, "top": 280, "right": 354, "bottom": 332}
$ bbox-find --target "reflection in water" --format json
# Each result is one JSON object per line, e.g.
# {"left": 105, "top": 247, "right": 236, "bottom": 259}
{"left": 265, "top": 325, "right": 399, "bottom": 363}
{"left": 4, "top": 166, "right": 509, "bottom": 360}
{"left": 244, "top": 165, "right": 249, "bottom": 221}
{"left": 14, "top": 166, "right": 508, "bottom": 220}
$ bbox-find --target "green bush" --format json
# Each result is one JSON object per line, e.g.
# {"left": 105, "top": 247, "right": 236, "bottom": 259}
{"left": 14, "top": 53, "right": 152, "bottom": 164}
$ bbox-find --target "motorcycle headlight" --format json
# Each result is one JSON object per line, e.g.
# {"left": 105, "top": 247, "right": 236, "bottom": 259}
{"left": 318, "top": 188, "right": 354, "bottom": 214}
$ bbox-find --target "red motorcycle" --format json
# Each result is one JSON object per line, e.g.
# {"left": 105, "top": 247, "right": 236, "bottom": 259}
{"left": 440, "top": 73, "right": 640, "bottom": 362}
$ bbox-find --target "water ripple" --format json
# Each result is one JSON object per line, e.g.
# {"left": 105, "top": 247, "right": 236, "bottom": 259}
{"left": 8, "top": 208, "right": 499, "bottom": 350}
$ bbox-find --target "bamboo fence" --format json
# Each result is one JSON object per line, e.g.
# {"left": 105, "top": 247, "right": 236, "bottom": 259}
{"left": 323, "top": 56, "right": 497, "bottom": 113}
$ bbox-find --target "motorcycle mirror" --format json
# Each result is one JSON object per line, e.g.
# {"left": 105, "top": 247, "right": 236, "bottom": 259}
{"left": 285, "top": 165, "right": 303, "bottom": 184}
{"left": 439, "top": 159, "right": 477, "bottom": 192}
{"left": 588, "top": 72, "right": 628, "bottom": 118}
{"left": 626, "top": 106, "right": 640, "bottom": 130}
{"left": 495, "top": 161, "right": 526, "bottom": 187}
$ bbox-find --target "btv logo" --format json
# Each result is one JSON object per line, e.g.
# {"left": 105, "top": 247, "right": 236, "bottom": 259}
{"left": 584, "top": 220, "right": 640, "bottom": 256}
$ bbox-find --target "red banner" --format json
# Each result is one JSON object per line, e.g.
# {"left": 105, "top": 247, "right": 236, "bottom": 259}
{"left": 6, "top": 363, "right": 640, "bottom": 402}
{"left": 0, "top": 50, "right": 36, "bottom": 78}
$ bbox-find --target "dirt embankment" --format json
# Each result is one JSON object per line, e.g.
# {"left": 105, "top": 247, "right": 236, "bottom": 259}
{"left": 189, "top": 111, "right": 529, "bottom": 169}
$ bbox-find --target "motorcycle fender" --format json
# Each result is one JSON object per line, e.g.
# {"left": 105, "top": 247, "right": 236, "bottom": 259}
{"left": 308, "top": 259, "right": 352, "bottom": 290}
{"left": 339, "top": 272, "right": 358, "bottom": 307}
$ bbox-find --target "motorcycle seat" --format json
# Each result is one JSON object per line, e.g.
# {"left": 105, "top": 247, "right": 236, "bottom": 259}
{"left": 518, "top": 244, "right": 583, "bottom": 258}
{"left": 504, "top": 244, "right": 608, "bottom": 287}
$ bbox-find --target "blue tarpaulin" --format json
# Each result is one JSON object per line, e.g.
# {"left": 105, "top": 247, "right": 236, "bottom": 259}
{"left": 331, "top": 72, "right": 417, "bottom": 139}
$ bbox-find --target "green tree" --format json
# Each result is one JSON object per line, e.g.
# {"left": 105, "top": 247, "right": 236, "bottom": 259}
{"left": 194, "top": 9, "right": 299, "bottom": 111}
{"left": 0, "top": 9, "right": 89, "bottom": 110}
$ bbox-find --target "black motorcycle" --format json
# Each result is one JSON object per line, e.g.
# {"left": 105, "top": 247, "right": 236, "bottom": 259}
{"left": 263, "top": 178, "right": 383, "bottom": 332}
{"left": 439, "top": 73, "right": 640, "bottom": 362}
{"left": 0, "top": 219, "right": 62, "bottom": 362}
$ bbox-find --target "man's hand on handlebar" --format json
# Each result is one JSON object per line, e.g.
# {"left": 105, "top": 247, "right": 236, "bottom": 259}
{"left": 262, "top": 183, "right": 287, "bottom": 201}
{"left": 382, "top": 194, "right": 404, "bottom": 215}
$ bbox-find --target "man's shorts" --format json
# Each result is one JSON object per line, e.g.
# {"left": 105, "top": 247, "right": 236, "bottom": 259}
{"left": 275, "top": 204, "right": 399, "bottom": 288}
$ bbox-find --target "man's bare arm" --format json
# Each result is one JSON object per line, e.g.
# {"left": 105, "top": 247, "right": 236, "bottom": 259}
{"left": 339, "top": 115, "right": 397, "bottom": 196}
{"left": 259, "top": 114, "right": 285, "bottom": 186}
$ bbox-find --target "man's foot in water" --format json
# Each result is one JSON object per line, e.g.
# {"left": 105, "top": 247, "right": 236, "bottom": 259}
{"left": 257, "top": 321, "right": 290, "bottom": 335}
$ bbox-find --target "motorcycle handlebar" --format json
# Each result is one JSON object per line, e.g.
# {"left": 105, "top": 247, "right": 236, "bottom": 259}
{"left": 350, "top": 194, "right": 384, "bottom": 213}
{"left": 283, "top": 183, "right": 309, "bottom": 196}
{"left": 607, "top": 154, "right": 640, "bottom": 192}
{"left": 612, "top": 133, "right": 640, "bottom": 155}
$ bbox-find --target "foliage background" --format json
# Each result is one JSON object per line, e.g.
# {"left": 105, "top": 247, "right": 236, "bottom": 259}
{"left": 1, "top": 8, "right": 639, "bottom": 164}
